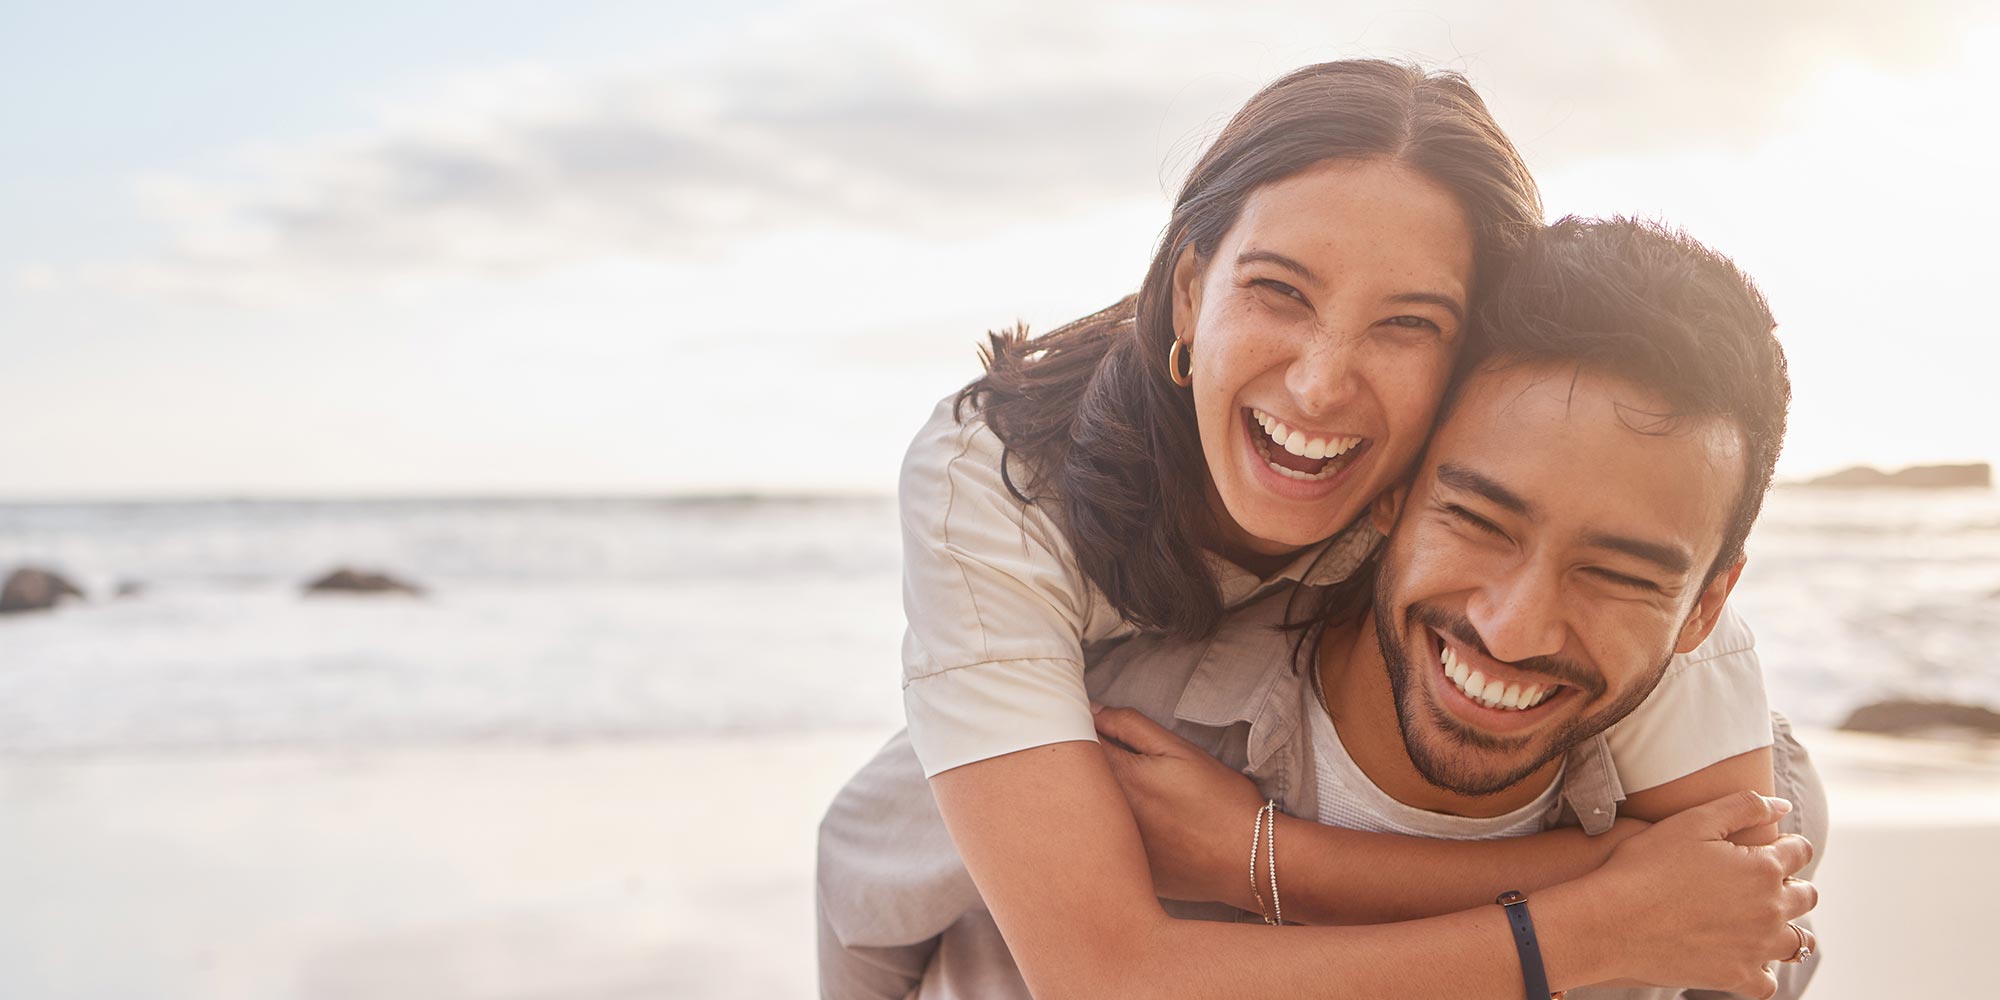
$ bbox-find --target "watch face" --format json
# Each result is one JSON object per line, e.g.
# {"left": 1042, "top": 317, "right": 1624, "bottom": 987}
{"left": 1496, "top": 890, "right": 1527, "bottom": 906}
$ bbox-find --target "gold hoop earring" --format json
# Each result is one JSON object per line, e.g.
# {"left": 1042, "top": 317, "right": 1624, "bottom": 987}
{"left": 1168, "top": 339, "right": 1194, "bottom": 387}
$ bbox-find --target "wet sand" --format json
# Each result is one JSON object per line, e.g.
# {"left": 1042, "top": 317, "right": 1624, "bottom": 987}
{"left": 1, "top": 728, "right": 1993, "bottom": 998}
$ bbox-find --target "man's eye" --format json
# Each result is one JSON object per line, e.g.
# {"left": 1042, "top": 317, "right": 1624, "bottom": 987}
{"left": 1590, "top": 568, "right": 1662, "bottom": 593}
{"left": 1442, "top": 503, "right": 1505, "bottom": 537}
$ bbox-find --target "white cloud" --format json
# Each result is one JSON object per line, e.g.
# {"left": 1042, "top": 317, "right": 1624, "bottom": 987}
{"left": 75, "top": 0, "right": 1989, "bottom": 304}
{"left": 8, "top": 0, "right": 1995, "bottom": 494}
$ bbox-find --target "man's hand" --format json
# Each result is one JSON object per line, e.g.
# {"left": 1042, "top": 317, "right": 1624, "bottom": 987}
{"left": 1094, "top": 705, "right": 1265, "bottom": 905}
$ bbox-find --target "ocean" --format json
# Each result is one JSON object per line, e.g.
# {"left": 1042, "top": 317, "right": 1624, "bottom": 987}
{"left": 2, "top": 489, "right": 1995, "bottom": 756}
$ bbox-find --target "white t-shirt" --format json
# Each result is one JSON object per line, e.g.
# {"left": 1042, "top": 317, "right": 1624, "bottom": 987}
{"left": 898, "top": 394, "right": 1772, "bottom": 788}
{"left": 1306, "top": 691, "right": 1561, "bottom": 839}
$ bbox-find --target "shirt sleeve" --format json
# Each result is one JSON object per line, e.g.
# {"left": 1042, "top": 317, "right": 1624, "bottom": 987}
{"left": 898, "top": 396, "right": 1105, "bottom": 778}
{"left": 1602, "top": 603, "right": 1774, "bottom": 794}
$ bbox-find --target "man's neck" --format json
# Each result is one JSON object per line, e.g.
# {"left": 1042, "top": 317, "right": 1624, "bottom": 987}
{"left": 1315, "top": 621, "right": 1562, "bottom": 818}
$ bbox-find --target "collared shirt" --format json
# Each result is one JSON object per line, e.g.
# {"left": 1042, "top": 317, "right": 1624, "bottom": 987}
{"left": 819, "top": 585, "right": 1825, "bottom": 1000}
{"left": 896, "top": 394, "right": 1774, "bottom": 784}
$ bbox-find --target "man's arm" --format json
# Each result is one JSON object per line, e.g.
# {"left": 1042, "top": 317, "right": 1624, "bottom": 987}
{"left": 1622, "top": 747, "right": 1777, "bottom": 845}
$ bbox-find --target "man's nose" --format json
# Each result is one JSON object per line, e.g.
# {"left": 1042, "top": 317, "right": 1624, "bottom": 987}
{"left": 1283, "top": 329, "right": 1363, "bottom": 420}
{"left": 1465, "top": 561, "right": 1567, "bottom": 666}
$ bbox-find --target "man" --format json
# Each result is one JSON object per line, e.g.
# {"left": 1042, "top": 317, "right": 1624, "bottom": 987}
{"left": 819, "top": 217, "right": 1824, "bottom": 999}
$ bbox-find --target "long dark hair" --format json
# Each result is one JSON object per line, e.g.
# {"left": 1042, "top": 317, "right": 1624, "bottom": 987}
{"left": 959, "top": 60, "right": 1543, "bottom": 640}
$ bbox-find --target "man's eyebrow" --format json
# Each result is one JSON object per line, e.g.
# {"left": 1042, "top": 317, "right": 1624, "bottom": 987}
{"left": 1435, "top": 463, "right": 1531, "bottom": 516}
{"left": 1235, "top": 250, "right": 1320, "bottom": 285}
{"left": 1582, "top": 531, "right": 1696, "bottom": 576}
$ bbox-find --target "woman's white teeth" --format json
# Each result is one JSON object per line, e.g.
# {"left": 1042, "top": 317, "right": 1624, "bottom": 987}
{"left": 1439, "top": 644, "right": 1554, "bottom": 711}
{"left": 1251, "top": 409, "right": 1361, "bottom": 462}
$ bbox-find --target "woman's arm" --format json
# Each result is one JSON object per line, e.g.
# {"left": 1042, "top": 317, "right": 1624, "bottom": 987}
{"left": 1094, "top": 703, "right": 1647, "bottom": 925}
{"left": 932, "top": 739, "right": 1813, "bottom": 1000}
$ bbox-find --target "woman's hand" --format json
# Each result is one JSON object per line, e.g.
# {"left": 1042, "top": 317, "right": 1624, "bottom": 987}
{"left": 1570, "top": 790, "right": 1818, "bottom": 997}
{"left": 1094, "top": 705, "right": 1264, "bottom": 904}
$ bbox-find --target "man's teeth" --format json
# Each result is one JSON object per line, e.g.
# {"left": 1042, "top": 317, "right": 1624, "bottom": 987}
{"left": 1440, "top": 644, "right": 1555, "bottom": 711}
{"left": 1251, "top": 409, "right": 1361, "bottom": 462}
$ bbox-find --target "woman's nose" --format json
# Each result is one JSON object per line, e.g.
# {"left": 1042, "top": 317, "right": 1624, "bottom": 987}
{"left": 1283, "top": 332, "right": 1362, "bottom": 420}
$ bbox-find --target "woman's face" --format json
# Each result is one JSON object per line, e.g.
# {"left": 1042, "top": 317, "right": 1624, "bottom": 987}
{"left": 1174, "top": 156, "right": 1476, "bottom": 561}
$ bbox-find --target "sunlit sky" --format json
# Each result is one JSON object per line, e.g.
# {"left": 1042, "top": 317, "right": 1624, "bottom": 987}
{"left": 3, "top": 1, "right": 1995, "bottom": 498}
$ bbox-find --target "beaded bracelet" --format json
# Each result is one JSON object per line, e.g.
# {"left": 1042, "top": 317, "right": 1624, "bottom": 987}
{"left": 1248, "top": 800, "right": 1283, "bottom": 925}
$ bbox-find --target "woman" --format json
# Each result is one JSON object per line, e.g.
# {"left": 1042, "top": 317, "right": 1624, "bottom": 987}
{"left": 861, "top": 60, "right": 1808, "bottom": 997}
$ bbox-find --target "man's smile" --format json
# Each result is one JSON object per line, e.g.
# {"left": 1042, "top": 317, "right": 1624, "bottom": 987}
{"left": 1426, "top": 628, "right": 1578, "bottom": 736}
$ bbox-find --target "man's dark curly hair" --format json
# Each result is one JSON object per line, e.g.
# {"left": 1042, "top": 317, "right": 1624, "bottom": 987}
{"left": 1448, "top": 215, "right": 1791, "bottom": 581}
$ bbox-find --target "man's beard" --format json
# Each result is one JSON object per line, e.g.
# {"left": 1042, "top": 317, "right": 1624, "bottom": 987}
{"left": 1370, "top": 561, "right": 1670, "bottom": 798}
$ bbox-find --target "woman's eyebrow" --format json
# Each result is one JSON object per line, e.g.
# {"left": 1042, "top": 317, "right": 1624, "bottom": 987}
{"left": 1235, "top": 249, "right": 1319, "bottom": 285}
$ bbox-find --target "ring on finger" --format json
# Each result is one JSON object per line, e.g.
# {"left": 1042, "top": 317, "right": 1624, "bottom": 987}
{"left": 1783, "top": 922, "right": 1814, "bottom": 963}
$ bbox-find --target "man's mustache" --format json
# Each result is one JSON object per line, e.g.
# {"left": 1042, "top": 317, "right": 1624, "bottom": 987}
{"left": 1405, "top": 601, "right": 1606, "bottom": 699}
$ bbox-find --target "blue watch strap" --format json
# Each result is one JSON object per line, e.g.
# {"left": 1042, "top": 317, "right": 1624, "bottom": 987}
{"left": 1496, "top": 890, "right": 1555, "bottom": 1000}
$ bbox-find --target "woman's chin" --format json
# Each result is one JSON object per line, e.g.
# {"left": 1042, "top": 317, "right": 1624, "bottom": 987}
{"left": 1216, "top": 449, "right": 1373, "bottom": 553}
{"left": 1216, "top": 487, "right": 1361, "bottom": 555}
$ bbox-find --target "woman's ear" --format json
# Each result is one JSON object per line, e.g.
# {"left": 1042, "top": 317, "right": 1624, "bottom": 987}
{"left": 1369, "top": 482, "right": 1412, "bottom": 536}
{"left": 1171, "top": 243, "right": 1206, "bottom": 343}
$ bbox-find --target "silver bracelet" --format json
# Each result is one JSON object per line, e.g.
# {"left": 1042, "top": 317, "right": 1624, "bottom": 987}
{"left": 1262, "top": 800, "right": 1282, "bottom": 926}
{"left": 1249, "top": 801, "right": 1269, "bottom": 922}
{"left": 1248, "top": 800, "right": 1282, "bottom": 925}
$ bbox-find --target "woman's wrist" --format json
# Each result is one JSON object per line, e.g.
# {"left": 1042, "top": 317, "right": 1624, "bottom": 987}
{"left": 1520, "top": 875, "right": 1621, "bottom": 992}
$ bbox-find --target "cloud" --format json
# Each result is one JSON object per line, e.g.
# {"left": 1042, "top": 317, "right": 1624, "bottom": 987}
{"left": 82, "top": 0, "right": 1994, "bottom": 302}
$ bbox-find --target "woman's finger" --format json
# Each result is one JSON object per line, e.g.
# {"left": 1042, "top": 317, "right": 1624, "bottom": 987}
{"left": 1767, "top": 833, "right": 1814, "bottom": 876}
{"left": 1654, "top": 789, "right": 1791, "bottom": 842}
{"left": 1091, "top": 705, "right": 1186, "bottom": 757}
{"left": 1781, "top": 878, "right": 1820, "bottom": 921}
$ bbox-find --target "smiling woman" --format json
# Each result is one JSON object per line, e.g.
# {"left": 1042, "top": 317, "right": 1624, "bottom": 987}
{"left": 1179, "top": 157, "right": 1472, "bottom": 561}
{"left": 817, "top": 60, "right": 1810, "bottom": 1000}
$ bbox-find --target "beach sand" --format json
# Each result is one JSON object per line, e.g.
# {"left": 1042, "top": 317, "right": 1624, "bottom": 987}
{"left": 2, "top": 727, "right": 1993, "bottom": 999}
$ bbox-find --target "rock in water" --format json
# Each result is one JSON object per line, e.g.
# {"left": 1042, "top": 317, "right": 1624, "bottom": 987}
{"left": 0, "top": 567, "right": 86, "bottom": 614}
{"left": 1802, "top": 463, "right": 1991, "bottom": 489}
{"left": 303, "top": 567, "right": 425, "bottom": 597}
{"left": 1840, "top": 699, "right": 2000, "bottom": 737}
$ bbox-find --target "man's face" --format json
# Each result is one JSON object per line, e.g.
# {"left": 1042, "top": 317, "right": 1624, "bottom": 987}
{"left": 1371, "top": 360, "right": 1745, "bottom": 797}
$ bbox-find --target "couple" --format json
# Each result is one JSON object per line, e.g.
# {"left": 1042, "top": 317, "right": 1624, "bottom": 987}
{"left": 820, "top": 61, "right": 1822, "bottom": 999}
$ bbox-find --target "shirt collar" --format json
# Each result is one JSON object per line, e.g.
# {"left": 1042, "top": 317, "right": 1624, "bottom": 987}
{"left": 1171, "top": 591, "right": 1315, "bottom": 772}
{"left": 1204, "top": 520, "right": 1383, "bottom": 609}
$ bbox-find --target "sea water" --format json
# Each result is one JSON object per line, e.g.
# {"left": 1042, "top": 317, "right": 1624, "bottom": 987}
{"left": 1, "top": 489, "right": 1995, "bottom": 755}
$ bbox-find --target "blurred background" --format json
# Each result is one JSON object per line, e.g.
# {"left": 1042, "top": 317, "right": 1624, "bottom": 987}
{"left": 3, "top": 2, "right": 1997, "bottom": 997}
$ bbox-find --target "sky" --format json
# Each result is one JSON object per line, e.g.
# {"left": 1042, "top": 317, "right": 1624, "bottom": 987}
{"left": 2, "top": 0, "right": 1995, "bottom": 498}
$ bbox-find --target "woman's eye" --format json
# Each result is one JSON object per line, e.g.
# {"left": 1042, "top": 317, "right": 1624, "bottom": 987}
{"left": 1384, "top": 315, "right": 1443, "bottom": 333}
{"left": 1250, "top": 278, "right": 1306, "bottom": 303}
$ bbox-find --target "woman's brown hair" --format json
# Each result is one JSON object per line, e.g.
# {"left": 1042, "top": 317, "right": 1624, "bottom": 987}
{"left": 959, "top": 60, "right": 1543, "bottom": 639}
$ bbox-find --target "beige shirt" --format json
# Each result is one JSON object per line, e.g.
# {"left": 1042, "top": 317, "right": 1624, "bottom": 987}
{"left": 897, "top": 394, "right": 1773, "bottom": 785}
